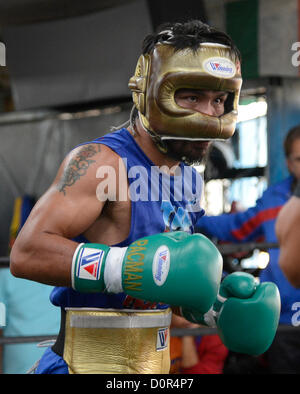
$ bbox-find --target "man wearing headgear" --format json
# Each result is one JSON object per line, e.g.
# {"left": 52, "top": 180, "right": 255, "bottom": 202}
{"left": 10, "top": 20, "right": 280, "bottom": 374}
{"left": 129, "top": 24, "right": 241, "bottom": 147}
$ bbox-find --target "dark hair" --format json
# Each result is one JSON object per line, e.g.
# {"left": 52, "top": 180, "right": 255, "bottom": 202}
{"left": 284, "top": 125, "right": 300, "bottom": 157}
{"left": 142, "top": 19, "right": 241, "bottom": 62}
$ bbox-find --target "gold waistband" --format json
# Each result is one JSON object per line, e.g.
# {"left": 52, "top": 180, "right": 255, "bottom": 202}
{"left": 63, "top": 308, "right": 172, "bottom": 374}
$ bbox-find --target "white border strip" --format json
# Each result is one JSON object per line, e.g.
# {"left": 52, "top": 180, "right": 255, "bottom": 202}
{"left": 68, "top": 309, "right": 172, "bottom": 329}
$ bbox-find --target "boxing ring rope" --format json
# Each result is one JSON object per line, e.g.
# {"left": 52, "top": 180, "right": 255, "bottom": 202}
{"left": 1, "top": 325, "right": 300, "bottom": 346}
{"left": 0, "top": 256, "right": 10, "bottom": 267}
{"left": 216, "top": 242, "right": 278, "bottom": 254}
{"left": 1, "top": 241, "right": 299, "bottom": 347}
{"left": 0, "top": 336, "right": 57, "bottom": 345}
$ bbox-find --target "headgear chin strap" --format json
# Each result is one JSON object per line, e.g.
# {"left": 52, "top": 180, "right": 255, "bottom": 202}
{"left": 128, "top": 42, "right": 242, "bottom": 143}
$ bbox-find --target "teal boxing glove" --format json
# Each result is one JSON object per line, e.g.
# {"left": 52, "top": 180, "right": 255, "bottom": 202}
{"left": 71, "top": 231, "right": 223, "bottom": 314}
{"left": 182, "top": 272, "right": 281, "bottom": 355}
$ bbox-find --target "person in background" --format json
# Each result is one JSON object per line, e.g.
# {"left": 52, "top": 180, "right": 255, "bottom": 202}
{"left": 196, "top": 125, "right": 300, "bottom": 374}
{"left": 170, "top": 315, "right": 228, "bottom": 374}
{"left": 276, "top": 181, "right": 300, "bottom": 288}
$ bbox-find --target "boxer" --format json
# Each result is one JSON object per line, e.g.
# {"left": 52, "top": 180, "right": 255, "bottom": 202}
{"left": 10, "top": 20, "right": 280, "bottom": 374}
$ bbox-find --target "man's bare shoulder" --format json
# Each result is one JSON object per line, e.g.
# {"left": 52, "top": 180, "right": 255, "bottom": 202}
{"left": 55, "top": 142, "right": 120, "bottom": 197}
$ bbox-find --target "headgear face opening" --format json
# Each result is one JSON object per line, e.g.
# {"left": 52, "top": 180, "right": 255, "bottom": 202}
{"left": 129, "top": 43, "right": 242, "bottom": 141}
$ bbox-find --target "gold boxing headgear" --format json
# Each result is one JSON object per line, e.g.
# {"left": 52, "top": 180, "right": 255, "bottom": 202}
{"left": 128, "top": 42, "right": 242, "bottom": 141}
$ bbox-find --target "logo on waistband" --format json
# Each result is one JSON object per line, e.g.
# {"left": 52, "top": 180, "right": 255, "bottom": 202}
{"left": 203, "top": 57, "right": 236, "bottom": 78}
{"left": 77, "top": 247, "right": 104, "bottom": 281}
{"left": 156, "top": 327, "right": 169, "bottom": 351}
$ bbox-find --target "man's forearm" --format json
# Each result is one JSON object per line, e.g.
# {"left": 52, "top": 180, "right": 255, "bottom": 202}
{"left": 10, "top": 232, "right": 78, "bottom": 287}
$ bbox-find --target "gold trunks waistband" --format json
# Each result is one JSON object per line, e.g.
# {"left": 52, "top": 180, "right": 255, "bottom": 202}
{"left": 63, "top": 308, "right": 172, "bottom": 374}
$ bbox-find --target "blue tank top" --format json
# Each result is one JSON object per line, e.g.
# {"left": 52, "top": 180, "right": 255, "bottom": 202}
{"left": 50, "top": 128, "right": 205, "bottom": 310}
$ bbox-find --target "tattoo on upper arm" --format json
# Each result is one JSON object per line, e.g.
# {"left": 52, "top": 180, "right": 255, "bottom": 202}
{"left": 58, "top": 144, "right": 101, "bottom": 195}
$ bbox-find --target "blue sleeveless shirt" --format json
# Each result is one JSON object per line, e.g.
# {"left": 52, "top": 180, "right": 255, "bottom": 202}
{"left": 50, "top": 128, "right": 205, "bottom": 310}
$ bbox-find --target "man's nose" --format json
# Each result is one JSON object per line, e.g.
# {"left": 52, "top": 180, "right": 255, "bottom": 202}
{"left": 195, "top": 101, "right": 216, "bottom": 116}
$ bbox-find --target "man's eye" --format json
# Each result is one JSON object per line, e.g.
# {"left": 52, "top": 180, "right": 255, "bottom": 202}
{"left": 187, "top": 96, "right": 198, "bottom": 102}
{"left": 215, "top": 98, "right": 224, "bottom": 105}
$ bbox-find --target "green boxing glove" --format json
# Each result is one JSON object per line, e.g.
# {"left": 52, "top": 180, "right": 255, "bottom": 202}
{"left": 182, "top": 272, "right": 281, "bottom": 355}
{"left": 71, "top": 231, "right": 223, "bottom": 314}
